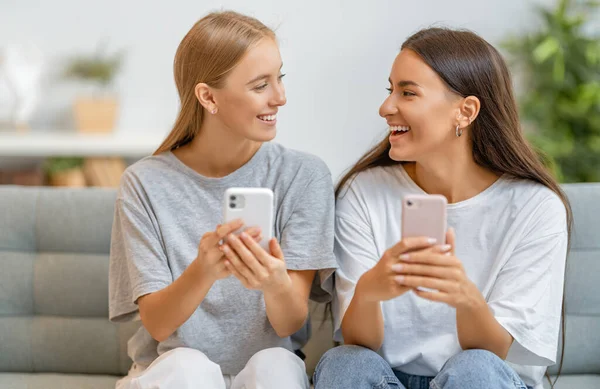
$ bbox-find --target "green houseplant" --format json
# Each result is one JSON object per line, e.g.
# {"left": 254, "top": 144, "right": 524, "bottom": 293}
{"left": 503, "top": 0, "right": 600, "bottom": 182}
{"left": 64, "top": 42, "right": 123, "bottom": 90}
{"left": 44, "top": 157, "right": 86, "bottom": 187}
{"left": 64, "top": 43, "right": 124, "bottom": 133}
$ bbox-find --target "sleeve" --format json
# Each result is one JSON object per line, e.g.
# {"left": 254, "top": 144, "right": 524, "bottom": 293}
{"left": 332, "top": 186, "right": 381, "bottom": 342}
{"left": 279, "top": 172, "right": 338, "bottom": 303}
{"left": 488, "top": 197, "right": 568, "bottom": 366}
{"left": 108, "top": 194, "right": 173, "bottom": 323}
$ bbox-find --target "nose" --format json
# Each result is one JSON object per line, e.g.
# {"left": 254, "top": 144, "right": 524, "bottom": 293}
{"left": 379, "top": 94, "right": 397, "bottom": 118}
{"left": 272, "top": 82, "right": 287, "bottom": 107}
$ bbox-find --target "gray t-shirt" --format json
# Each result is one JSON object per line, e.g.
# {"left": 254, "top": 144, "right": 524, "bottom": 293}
{"left": 108, "top": 142, "right": 337, "bottom": 375}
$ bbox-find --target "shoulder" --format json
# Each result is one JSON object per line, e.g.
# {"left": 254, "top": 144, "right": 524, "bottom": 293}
{"left": 501, "top": 177, "right": 568, "bottom": 236}
{"left": 337, "top": 165, "right": 401, "bottom": 203}
{"left": 335, "top": 165, "right": 401, "bottom": 222}
{"left": 117, "top": 153, "right": 175, "bottom": 202}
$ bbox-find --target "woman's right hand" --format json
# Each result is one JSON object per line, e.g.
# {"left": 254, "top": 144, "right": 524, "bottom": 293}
{"left": 356, "top": 236, "right": 440, "bottom": 302}
{"left": 194, "top": 219, "right": 261, "bottom": 283}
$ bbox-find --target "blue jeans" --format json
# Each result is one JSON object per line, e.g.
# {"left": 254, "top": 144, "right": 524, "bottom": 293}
{"left": 313, "top": 345, "right": 531, "bottom": 389}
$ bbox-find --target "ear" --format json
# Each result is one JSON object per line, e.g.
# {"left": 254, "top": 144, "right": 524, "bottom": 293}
{"left": 194, "top": 83, "right": 217, "bottom": 113}
{"left": 457, "top": 96, "right": 480, "bottom": 127}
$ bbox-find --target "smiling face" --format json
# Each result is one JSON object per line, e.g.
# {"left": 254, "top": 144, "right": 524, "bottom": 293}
{"left": 379, "top": 49, "right": 463, "bottom": 162}
{"left": 211, "top": 38, "right": 287, "bottom": 142}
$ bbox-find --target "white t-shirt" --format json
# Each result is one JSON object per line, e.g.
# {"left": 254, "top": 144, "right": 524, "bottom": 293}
{"left": 333, "top": 165, "right": 568, "bottom": 389}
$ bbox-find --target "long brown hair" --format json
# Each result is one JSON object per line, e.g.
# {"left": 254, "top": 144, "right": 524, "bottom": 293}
{"left": 336, "top": 28, "right": 571, "bottom": 387}
{"left": 154, "top": 11, "right": 275, "bottom": 155}
{"left": 337, "top": 27, "right": 572, "bottom": 229}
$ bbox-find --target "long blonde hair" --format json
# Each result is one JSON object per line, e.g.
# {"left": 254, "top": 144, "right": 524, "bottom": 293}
{"left": 154, "top": 11, "right": 276, "bottom": 154}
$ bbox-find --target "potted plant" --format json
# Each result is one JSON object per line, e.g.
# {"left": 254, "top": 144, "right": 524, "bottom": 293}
{"left": 502, "top": 0, "right": 600, "bottom": 182}
{"left": 44, "top": 157, "right": 86, "bottom": 187}
{"left": 64, "top": 43, "right": 124, "bottom": 133}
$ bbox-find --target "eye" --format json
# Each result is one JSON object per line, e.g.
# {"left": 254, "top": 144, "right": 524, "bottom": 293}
{"left": 278, "top": 73, "right": 286, "bottom": 81}
{"left": 386, "top": 87, "right": 392, "bottom": 94}
{"left": 254, "top": 83, "right": 268, "bottom": 91}
{"left": 403, "top": 90, "right": 416, "bottom": 97}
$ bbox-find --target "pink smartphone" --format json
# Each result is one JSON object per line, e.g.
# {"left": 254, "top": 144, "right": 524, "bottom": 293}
{"left": 401, "top": 194, "right": 447, "bottom": 244}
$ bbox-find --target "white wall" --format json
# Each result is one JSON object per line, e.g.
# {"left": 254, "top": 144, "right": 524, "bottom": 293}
{"left": 1, "top": 0, "right": 557, "bottom": 179}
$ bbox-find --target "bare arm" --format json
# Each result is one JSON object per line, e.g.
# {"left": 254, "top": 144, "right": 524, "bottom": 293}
{"left": 456, "top": 295, "right": 513, "bottom": 358}
{"left": 264, "top": 269, "right": 315, "bottom": 337}
{"left": 339, "top": 237, "right": 437, "bottom": 351}
{"left": 341, "top": 271, "right": 386, "bottom": 350}
{"left": 137, "top": 220, "right": 258, "bottom": 342}
{"left": 137, "top": 260, "right": 213, "bottom": 342}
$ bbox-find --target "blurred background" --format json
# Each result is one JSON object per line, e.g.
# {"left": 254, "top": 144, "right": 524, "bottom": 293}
{"left": 0, "top": 0, "right": 598, "bottom": 187}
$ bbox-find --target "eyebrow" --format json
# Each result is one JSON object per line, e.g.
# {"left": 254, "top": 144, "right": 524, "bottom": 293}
{"left": 388, "top": 78, "right": 422, "bottom": 88}
{"left": 246, "top": 63, "right": 284, "bottom": 85}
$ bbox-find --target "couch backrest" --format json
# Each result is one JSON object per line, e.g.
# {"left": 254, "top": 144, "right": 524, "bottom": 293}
{"left": 0, "top": 187, "right": 137, "bottom": 375}
{"left": 547, "top": 184, "right": 600, "bottom": 375}
{"left": 0, "top": 184, "right": 598, "bottom": 376}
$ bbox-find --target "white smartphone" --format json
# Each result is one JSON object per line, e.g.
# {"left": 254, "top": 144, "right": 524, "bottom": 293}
{"left": 401, "top": 194, "right": 447, "bottom": 245}
{"left": 223, "top": 187, "right": 274, "bottom": 250}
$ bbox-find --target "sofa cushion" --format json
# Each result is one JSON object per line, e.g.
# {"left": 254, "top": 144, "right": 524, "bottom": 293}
{"left": 0, "top": 372, "right": 119, "bottom": 389}
{"left": 543, "top": 374, "right": 600, "bottom": 389}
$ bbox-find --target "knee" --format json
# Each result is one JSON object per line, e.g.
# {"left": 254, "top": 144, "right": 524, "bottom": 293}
{"left": 436, "top": 349, "right": 506, "bottom": 383}
{"left": 316, "top": 345, "right": 382, "bottom": 375}
{"left": 446, "top": 349, "right": 503, "bottom": 372}
{"left": 162, "top": 347, "right": 222, "bottom": 376}
{"left": 134, "top": 348, "right": 224, "bottom": 389}
{"left": 245, "top": 347, "right": 305, "bottom": 372}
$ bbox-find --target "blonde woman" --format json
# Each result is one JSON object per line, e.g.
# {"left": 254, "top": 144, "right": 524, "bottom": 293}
{"left": 109, "top": 11, "right": 336, "bottom": 389}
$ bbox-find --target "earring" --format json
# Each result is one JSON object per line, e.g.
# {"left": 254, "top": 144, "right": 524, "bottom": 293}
{"left": 455, "top": 124, "right": 463, "bottom": 137}
{"left": 211, "top": 108, "right": 217, "bottom": 114}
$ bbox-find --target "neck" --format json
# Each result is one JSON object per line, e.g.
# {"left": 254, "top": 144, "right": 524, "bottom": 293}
{"left": 173, "top": 117, "right": 262, "bottom": 178}
{"left": 404, "top": 143, "right": 500, "bottom": 204}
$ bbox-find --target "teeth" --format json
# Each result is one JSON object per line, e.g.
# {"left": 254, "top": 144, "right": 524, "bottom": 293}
{"left": 389, "top": 125, "right": 410, "bottom": 133}
{"left": 258, "top": 114, "right": 276, "bottom": 121}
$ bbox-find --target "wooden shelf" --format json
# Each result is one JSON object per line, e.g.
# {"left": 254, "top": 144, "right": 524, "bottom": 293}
{"left": 0, "top": 132, "right": 166, "bottom": 157}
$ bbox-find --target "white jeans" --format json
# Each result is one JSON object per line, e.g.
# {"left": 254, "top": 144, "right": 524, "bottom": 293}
{"left": 116, "top": 347, "right": 310, "bottom": 389}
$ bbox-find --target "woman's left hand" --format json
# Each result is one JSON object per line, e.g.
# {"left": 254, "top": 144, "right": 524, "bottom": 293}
{"left": 393, "top": 228, "right": 485, "bottom": 309}
{"left": 220, "top": 231, "right": 292, "bottom": 293}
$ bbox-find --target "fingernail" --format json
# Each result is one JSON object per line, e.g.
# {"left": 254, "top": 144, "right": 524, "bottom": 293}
{"left": 241, "top": 232, "right": 249, "bottom": 239}
{"left": 391, "top": 264, "right": 403, "bottom": 272}
{"left": 394, "top": 275, "right": 405, "bottom": 283}
{"left": 427, "top": 238, "right": 437, "bottom": 244}
{"left": 228, "top": 234, "right": 236, "bottom": 241}
{"left": 399, "top": 254, "right": 410, "bottom": 261}
{"left": 440, "top": 244, "right": 452, "bottom": 252}
{"left": 221, "top": 245, "right": 229, "bottom": 253}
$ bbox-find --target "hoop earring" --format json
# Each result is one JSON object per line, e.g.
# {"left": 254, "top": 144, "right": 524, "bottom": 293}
{"left": 455, "top": 124, "right": 463, "bottom": 137}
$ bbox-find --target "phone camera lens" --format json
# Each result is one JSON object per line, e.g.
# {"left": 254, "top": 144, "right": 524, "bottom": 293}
{"left": 407, "top": 200, "right": 413, "bottom": 206}
{"left": 230, "top": 195, "right": 236, "bottom": 201}
{"left": 230, "top": 203, "right": 236, "bottom": 208}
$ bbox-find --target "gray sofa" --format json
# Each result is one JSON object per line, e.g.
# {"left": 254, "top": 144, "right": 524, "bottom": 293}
{"left": 0, "top": 185, "right": 598, "bottom": 389}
